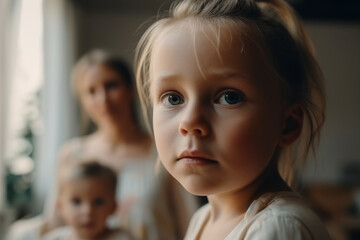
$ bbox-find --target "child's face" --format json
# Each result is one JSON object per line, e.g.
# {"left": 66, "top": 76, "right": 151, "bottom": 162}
{"left": 59, "top": 177, "right": 116, "bottom": 238}
{"left": 80, "top": 64, "right": 133, "bottom": 126}
{"left": 150, "top": 22, "right": 287, "bottom": 196}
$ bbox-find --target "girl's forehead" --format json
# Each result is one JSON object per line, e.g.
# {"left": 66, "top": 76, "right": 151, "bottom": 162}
{"left": 154, "top": 19, "right": 247, "bottom": 52}
{"left": 150, "top": 19, "right": 272, "bottom": 81}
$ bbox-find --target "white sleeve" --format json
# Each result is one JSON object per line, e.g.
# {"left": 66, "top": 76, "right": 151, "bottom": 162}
{"left": 42, "top": 227, "right": 71, "bottom": 240}
{"left": 244, "top": 216, "right": 313, "bottom": 240}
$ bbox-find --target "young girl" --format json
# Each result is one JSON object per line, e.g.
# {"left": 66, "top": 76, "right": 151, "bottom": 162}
{"left": 43, "top": 161, "right": 133, "bottom": 240}
{"left": 135, "top": 0, "right": 331, "bottom": 239}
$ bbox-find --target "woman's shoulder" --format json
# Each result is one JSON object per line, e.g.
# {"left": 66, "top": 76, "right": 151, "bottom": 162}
{"left": 106, "top": 228, "right": 134, "bottom": 240}
{"left": 58, "top": 134, "right": 96, "bottom": 162}
{"left": 59, "top": 136, "right": 83, "bottom": 151}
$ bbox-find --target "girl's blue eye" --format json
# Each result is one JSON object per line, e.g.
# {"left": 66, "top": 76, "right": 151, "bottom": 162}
{"left": 217, "top": 91, "right": 244, "bottom": 105}
{"left": 162, "top": 93, "right": 184, "bottom": 106}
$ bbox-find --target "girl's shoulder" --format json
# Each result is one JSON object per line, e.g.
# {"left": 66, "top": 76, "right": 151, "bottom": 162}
{"left": 230, "top": 192, "right": 331, "bottom": 240}
{"left": 246, "top": 191, "right": 321, "bottom": 221}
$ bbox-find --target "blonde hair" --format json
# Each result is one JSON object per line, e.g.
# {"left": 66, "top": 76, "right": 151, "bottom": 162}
{"left": 135, "top": 0, "right": 325, "bottom": 184}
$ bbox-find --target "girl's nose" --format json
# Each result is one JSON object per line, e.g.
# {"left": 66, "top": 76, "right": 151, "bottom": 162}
{"left": 179, "top": 102, "right": 210, "bottom": 137}
{"left": 81, "top": 203, "right": 92, "bottom": 216}
{"left": 96, "top": 89, "right": 109, "bottom": 105}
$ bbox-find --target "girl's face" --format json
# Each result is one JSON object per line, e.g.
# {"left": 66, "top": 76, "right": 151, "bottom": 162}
{"left": 59, "top": 178, "right": 116, "bottom": 238}
{"left": 79, "top": 64, "right": 133, "bottom": 126}
{"left": 150, "top": 22, "right": 287, "bottom": 196}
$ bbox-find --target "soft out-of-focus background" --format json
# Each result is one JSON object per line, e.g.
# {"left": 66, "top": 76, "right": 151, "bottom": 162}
{"left": 0, "top": 0, "right": 359, "bottom": 239}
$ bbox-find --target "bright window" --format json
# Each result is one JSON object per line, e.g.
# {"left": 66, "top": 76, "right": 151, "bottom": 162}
{"left": 5, "top": 0, "right": 43, "bottom": 216}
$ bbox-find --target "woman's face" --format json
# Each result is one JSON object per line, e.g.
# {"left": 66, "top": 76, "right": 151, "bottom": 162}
{"left": 79, "top": 64, "right": 133, "bottom": 126}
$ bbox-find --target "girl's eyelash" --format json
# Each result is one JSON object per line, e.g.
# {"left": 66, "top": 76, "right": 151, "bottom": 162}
{"left": 215, "top": 89, "right": 245, "bottom": 105}
{"left": 160, "top": 91, "right": 184, "bottom": 106}
{"left": 158, "top": 89, "right": 245, "bottom": 106}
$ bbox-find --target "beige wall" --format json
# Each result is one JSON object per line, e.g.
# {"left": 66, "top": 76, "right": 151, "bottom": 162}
{"left": 76, "top": 9, "right": 155, "bottom": 64}
{"left": 304, "top": 22, "right": 360, "bottom": 183}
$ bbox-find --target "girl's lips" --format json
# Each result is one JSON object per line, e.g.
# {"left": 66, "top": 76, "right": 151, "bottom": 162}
{"left": 179, "top": 157, "right": 218, "bottom": 165}
{"left": 177, "top": 150, "right": 217, "bottom": 165}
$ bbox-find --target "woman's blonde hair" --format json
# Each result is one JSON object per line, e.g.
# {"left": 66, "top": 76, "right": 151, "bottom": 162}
{"left": 135, "top": 0, "right": 325, "bottom": 184}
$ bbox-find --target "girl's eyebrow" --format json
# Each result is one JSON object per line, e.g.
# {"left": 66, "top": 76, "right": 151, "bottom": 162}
{"left": 153, "top": 69, "right": 249, "bottom": 82}
{"left": 153, "top": 73, "right": 180, "bottom": 81}
{"left": 206, "top": 68, "right": 249, "bottom": 79}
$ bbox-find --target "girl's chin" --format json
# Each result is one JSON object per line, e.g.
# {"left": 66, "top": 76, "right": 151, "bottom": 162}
{"left": 178, "top": 176, "right": 217, "bottom": 196}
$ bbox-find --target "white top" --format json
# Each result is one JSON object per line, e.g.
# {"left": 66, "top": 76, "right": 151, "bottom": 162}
{"left": 185, "top": 192, "right": 331, "bottom": 240}
{"left": 43, "top": 226, "right": 133, "bottom": 240}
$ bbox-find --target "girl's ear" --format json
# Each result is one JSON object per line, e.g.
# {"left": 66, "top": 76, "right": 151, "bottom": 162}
{"left": 279, "top": 104, "right": 304, "bottom": 147}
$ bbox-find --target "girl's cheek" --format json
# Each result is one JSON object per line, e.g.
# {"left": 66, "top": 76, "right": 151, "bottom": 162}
{"left": 152, "top": 108, "right": 161, "bottom": 136}
{"left": 153, "top": 108, "right": 170, "bottom": 136}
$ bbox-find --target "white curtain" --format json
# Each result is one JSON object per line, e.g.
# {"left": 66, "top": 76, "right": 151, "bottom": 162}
{"left": 33, "top": 0, "right": 78, "bottom": 213}
{"left": 0, "top": 0, "right": 22, "bottom": 213}
{"left": 0, "top": 0, "right": 78, "bottom": 235}
{"left": 0, "top": 0, "right": 78, "bottom": 219}
{"left": 0, "top": 0, "right": 22, "bottom": 235}
{"left": 0, "top": 0, "right": 9, "bottom": 218}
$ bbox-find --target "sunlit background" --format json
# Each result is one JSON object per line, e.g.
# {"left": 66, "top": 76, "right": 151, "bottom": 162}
{"left": 0, "top": 0, "right": 359, "bottom": 239}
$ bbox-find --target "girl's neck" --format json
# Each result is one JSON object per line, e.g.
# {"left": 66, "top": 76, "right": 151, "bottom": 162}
{"left": 207, "top": 168, "right": 290, "bottom": 223}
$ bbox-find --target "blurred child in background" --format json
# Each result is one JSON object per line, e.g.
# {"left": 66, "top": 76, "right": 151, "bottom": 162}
{"left": 43, "top": 160, "right": 132, "bottom": 240}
